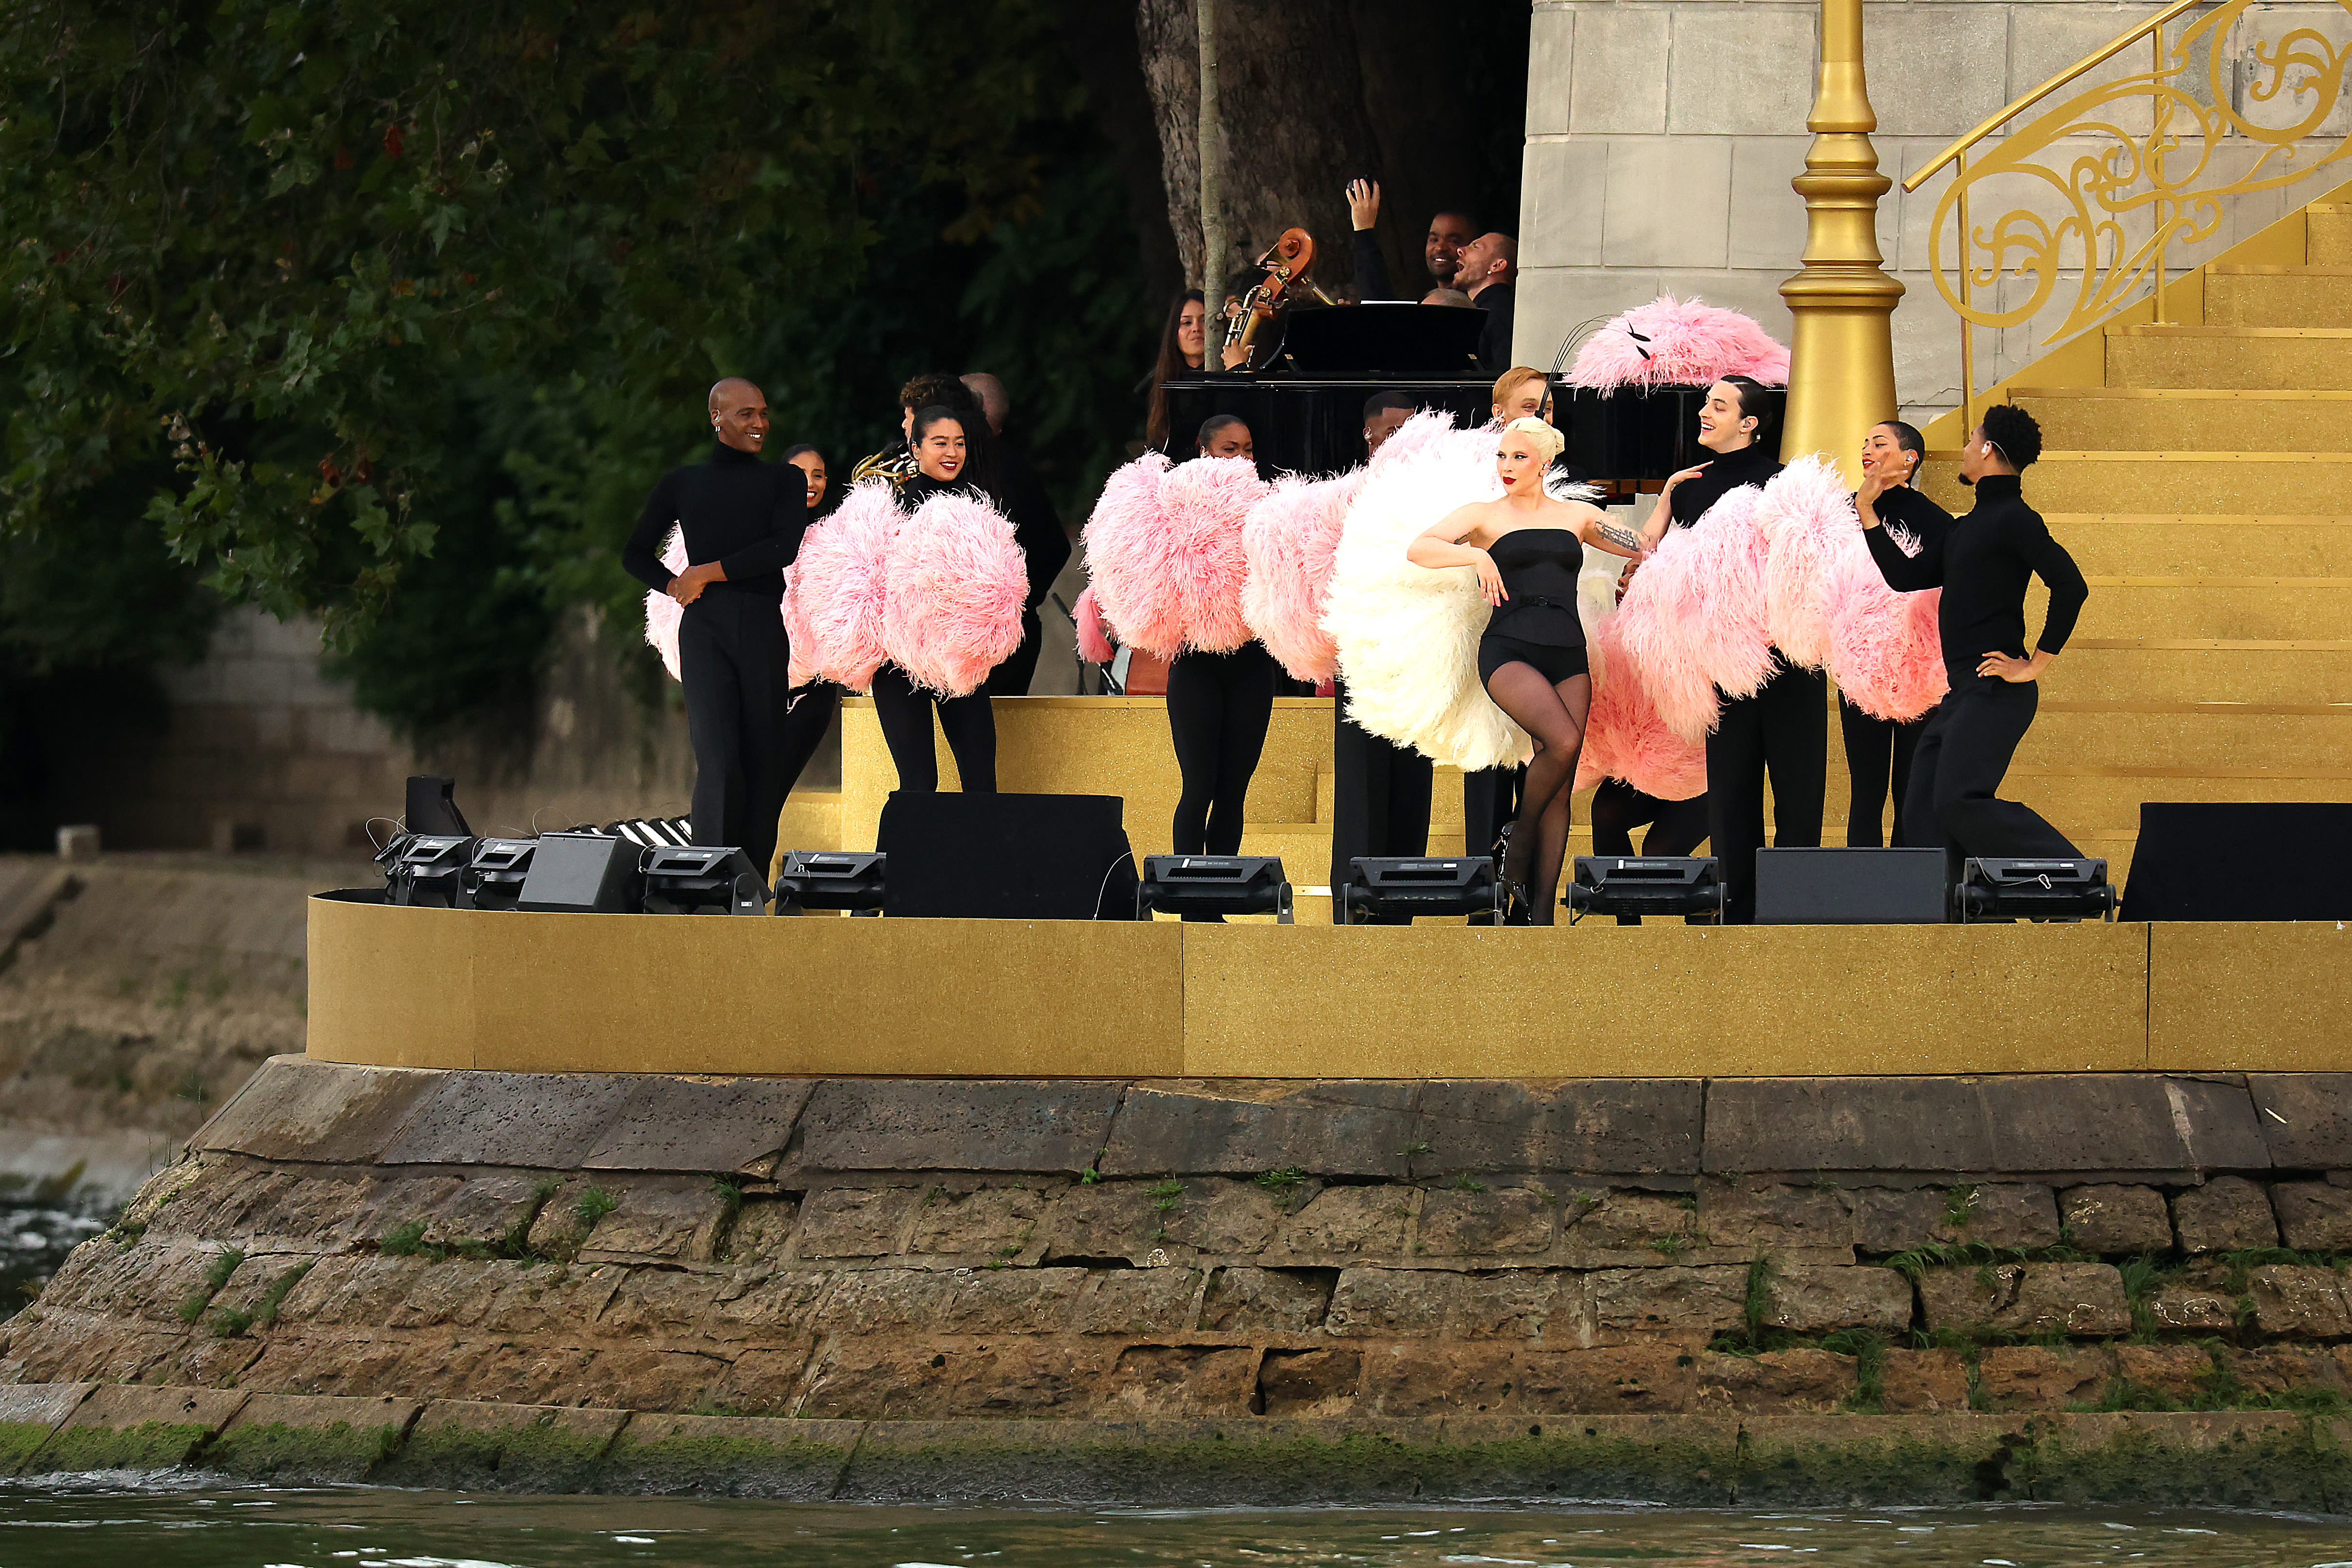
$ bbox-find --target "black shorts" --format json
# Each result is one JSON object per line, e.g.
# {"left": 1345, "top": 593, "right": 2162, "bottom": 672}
{"left": 1478, "top": 634, "right": 1589, "bottom": 687}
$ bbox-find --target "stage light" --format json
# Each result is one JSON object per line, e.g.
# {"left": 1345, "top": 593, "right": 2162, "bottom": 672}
{"left": 385, "top": 834, "right": 474, "bottom": 908}
{"left": 1959, "top": 858, "right": 2116, "bottom": 923}
{"left": 1338, "top": 856, "right": 1501, "bottom": 925}
{"left": 642, "top": 845, "right": 769, "bottom": 915}
{"left": 459, "top": 838, "right": 537, "bottom": 910}
{"left": 1565, "top": 856, "right": 1726, "bottom": 924}
{"left": 774, "top": 851, "right": 887, "bottom": 916}
{"left": 1136, "top": 856, "right": 1294, "bottom": 923}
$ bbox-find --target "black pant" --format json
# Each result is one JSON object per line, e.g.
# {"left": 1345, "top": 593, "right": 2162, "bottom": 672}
{"left": 1591, "top": 778, "right": 1711, "bottom": 925}
{"left": 1462, "top": 766, "right": 1524, "bottom": 863}
{"left": 1904, "top": 676, "right": 2079, "bottom": 877}
{"left": 1166, "top": 642, "right": 1279, "bottom": 855}
{"left": 1591, "top": 778, "right": 1710, "bottom": 857}
{"left": 679, "top": 590, "right": 794, "bottom": 878}
{"left": 1840, "top": 695, "right": 1923, "bottom": 848}
{"left": 870, "top": 664, "right": 996, "bottom": 794}
{"left": 1707, "top": 654, "right": 1827, "bottom": 924}
{"left": 778, "top": 683, "right": 842, "bottom": 800}
{"left": 1328, "top": 678, "right": 1433, "bottom": 916}
{"left": 983, "top": 609, "right": 1043, "bottom": 697}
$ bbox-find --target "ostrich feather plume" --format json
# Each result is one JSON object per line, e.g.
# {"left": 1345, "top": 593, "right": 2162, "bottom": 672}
{"left": 1828, "top": 520, "right": 1949, "bottom": 722}
{"left": 1079, "top": 453, "right": 1183, "bottom": 658}
{"left": 642, "top": 526, "right": 689, "bottom": 682}
{"left": 1611, "top": 484, "right": 1773, "bottom": 743}
{"left": 1242, "top": 470, "right": 1363, "bottom": 683}
{"left": 1757, "top": 453, "right": 1854, "bottom": 672}
{"left": 1322, "top": 411, "right": 1527, "bottom": 770}
{"left": 1156, "top": 455, "right": 1267, "bottom": 654}
{"left": 882, "top": 488, "right": 1027, "bottom": 697}
{"left": 1567, "top": 294, "right": 1792, "bottom": 394}
{"left": 788, "top": 480, "right": 900, "bottom": 693}
{"left": 1073, "top": 585, "right": 1116, "bottom": 665}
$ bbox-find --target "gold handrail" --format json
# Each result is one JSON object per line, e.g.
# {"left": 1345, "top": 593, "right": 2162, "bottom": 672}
{"left": 1893, "top": 0, "right": 2352, "bottom": 427}
{"left": 1902, "top": 0, "right": 2209, "bottom": 194}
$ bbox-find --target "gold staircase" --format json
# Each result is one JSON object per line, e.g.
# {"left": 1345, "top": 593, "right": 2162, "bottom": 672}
{"left": 1913, "top": 187, "right": 2352, "bottom": 885}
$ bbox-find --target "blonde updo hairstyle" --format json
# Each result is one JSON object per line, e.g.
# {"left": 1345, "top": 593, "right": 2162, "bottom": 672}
{"left": 1501, "top": 415, "right": 1564, "bottom": 466}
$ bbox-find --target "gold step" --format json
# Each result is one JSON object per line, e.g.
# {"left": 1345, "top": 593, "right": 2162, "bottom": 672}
{"left": 1924, "top": 450, "right": 2352, "bottom": 514}
{"left": 2110, "top": 325, "right": 2352, "bottom": 390}
{"left": 2039, "top": 514, "right": 2352, "bottom": 576}
{"left": 2051, "top": 642, "right": 2352, "bottom": 704}
{"left": 2005, "top": 768, "right": 2352, "bottom": 834}
{"left": 2308, "top": 204, "right": 2352, "bottom": 266}
{"left": 2013, "top": 388, "right": 2352, "bottom": 453}
{"left": 2016, "top": 704, "right": 2352, "bottom": 772}
{"left": 2205, "top": 265, "right": 2352, "bottom": 329}
{"left": 2063, "top": 583, "right": 2350, "bottom": 641}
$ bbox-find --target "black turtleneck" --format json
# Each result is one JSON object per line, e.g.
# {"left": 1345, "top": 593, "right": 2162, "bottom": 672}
{"left": 624, "top": 440, "right": 808, "bottom": 598}
{"left": 1670, "top": 439, "right": 1782, "bottom": 527}
{"left": 1866, "top": 472, "right": 2087, "bottom": 687}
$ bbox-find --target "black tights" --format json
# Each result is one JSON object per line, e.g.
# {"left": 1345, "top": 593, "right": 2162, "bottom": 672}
{"left": 1483, "top": 661, "right": 1593, "bottom": 925}
{"left": 870, "top": 664, "right": 996, "bottom": 794}
{"left": 1167, "top": 642, "right": 1279, "bottom": 856}
{"left": 1840, "top": 695, "right": 1923, "bottom": 848}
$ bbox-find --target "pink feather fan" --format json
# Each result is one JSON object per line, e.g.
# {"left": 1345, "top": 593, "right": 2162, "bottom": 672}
{"left": 1568, "top": 295, "right": 1792, "bottom": 395}
{"left": 1577, "top": 614, "right": 1709, "bottom": 800}
{"left": 1612, "top": 485, "right": 1774, "bottom": 743}
{"left": 1156, "top": 455, "right": 1269, "bottom": 654}
{"left": 1073, "top": 585, "right": 1117, "bottom": 664}
{"left": 882, "top": 488, "right": 1027, "bottom": 698}
{"left": 1243, "top": 470, "right": 1363, "bottom": 683}
{"left": 1829, "top": 524, "right": 1947, "bottom": 723}
{"left": 1080, "top": 453, "right": 1183, "bottom": 658}
{"left": 788, "top": 480, "right": 899, "bottom": 693}
{"left": 642, "top": 526, "right": 689, "bottom": 681}
{"left": 1757, "top": 454, "right": 1853, "bottom": 672}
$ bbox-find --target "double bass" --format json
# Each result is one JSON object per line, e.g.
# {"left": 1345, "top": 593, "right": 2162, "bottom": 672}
{"left": 1219, "top": 228, "right": 1337, "bottom": 371}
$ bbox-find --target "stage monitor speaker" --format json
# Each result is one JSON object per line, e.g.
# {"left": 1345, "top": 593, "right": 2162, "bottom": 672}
{"left": 642, "top": 845, "right": 767, "bottom": 915}
{"left": 516, "top": 832, "right": 641, "bottom": 913}
{"left": 1340, "top": 856, "right": 1499, "bottom": 925}
{"left": 775, "top": 851, "right": 887, "bottom": 915}
{"left": 1960, "top": 857, "right": 2115, "bottom": 923}
{"left": 2122, "top": 803, "right": 2352, "bottom": 920}
{"left": 876, "top": 792, "right": 1137, "bottom": 920}
{"left": 405, "top": 775, "right": 471, "bottom": 837}
{"left": 1138, "top": 856, "right": 1293, "bottom": 922}
{"left": 1566, "top": 856, "right": 1725, "bottom": 922}
{"left": 1754, "top": 847, "right": 1948, "bottom": 925}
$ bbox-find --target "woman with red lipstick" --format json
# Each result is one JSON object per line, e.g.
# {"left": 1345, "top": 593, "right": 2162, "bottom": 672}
{"left": 1844, "top": 420, "right": 1950, "bottom": 846}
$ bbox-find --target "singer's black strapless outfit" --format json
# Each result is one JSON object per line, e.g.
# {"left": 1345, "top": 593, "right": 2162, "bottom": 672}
{"left": 1478, "top": 527, "right": 1589, "bottom": 686}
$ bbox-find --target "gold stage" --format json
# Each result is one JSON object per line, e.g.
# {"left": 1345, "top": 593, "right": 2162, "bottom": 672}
{"left": 306, "top": 894, "right": 2349, "bottom": 1079}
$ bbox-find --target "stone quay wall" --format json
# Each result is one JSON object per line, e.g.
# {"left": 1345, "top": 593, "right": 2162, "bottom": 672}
{"left": 7, "top": 1059, "right": 2352, "bottom": 1502}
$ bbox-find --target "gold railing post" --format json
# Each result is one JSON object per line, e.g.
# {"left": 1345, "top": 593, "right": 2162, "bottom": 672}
{"left": 1780, "top": 0, "right": 1905, "bottom": 484}
{"left": 2151, "top": 25, "right": 2169, "bottom": 325}
{"left": 1957, "top": 152, "right": 1975, "bottom": 438}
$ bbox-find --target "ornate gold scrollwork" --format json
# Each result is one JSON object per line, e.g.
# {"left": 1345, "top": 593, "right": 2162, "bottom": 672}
{"left": 1910, "top": 0, "right": 2352, "bottom": 345}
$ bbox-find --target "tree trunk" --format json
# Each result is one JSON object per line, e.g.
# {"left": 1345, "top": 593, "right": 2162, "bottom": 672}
{"left": 1133, "top": 0, "right": 1530, "bottom": 307}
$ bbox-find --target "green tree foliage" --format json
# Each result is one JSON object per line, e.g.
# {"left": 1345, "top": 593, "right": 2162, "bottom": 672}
{"left": 0, "top": 0, "right": 1151, "bottom": 738}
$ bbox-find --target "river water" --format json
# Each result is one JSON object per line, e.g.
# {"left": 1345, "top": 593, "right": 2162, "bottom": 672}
{"left": 0, "top": 1199, "right": 104, "bottom": 1322}
{"left": 0, "top": 1486, "right": 2346, "bottom": 1567}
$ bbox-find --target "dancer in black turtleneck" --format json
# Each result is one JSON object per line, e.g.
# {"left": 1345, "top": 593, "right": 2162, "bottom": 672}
{"left": 1863, "top": 403, "right": 2086, "bottom": 876}
{"left": 623, "top": 378, "right": 810, "bottom": 880}
{"left": 1631, "top": 375, "right": 1811, "bottom": 924}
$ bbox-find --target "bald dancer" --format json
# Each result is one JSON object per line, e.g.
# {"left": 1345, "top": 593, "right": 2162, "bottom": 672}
{"left": 623, "top": 378, "right": 811, "bottom": 877}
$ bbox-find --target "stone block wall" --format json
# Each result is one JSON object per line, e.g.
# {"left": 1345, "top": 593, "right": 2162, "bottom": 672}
{"left": 1517, "top": 1, "right": 2352, "bottom": 418}
{"left": 10, "top": 1062, "right": 2352, "bottom": 1429}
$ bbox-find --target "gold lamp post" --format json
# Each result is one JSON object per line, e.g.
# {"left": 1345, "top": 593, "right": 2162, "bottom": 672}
{"left": 1779, "top": 0, "right": 1904, "bottom": 483}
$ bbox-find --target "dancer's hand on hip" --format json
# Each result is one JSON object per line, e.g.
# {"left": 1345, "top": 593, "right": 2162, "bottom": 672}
{"left": 1978, "top": 650, "right": 2045, "bottom": 683}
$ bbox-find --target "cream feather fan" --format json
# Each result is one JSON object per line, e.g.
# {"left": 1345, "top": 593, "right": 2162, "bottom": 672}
{"left": 1321, "top": 412, "right": 1528, "bottom": 771}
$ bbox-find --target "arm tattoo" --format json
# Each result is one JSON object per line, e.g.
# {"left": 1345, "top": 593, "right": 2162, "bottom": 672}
{"left": 1594, "top": 520, "right": 1642, "bottom": 553}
